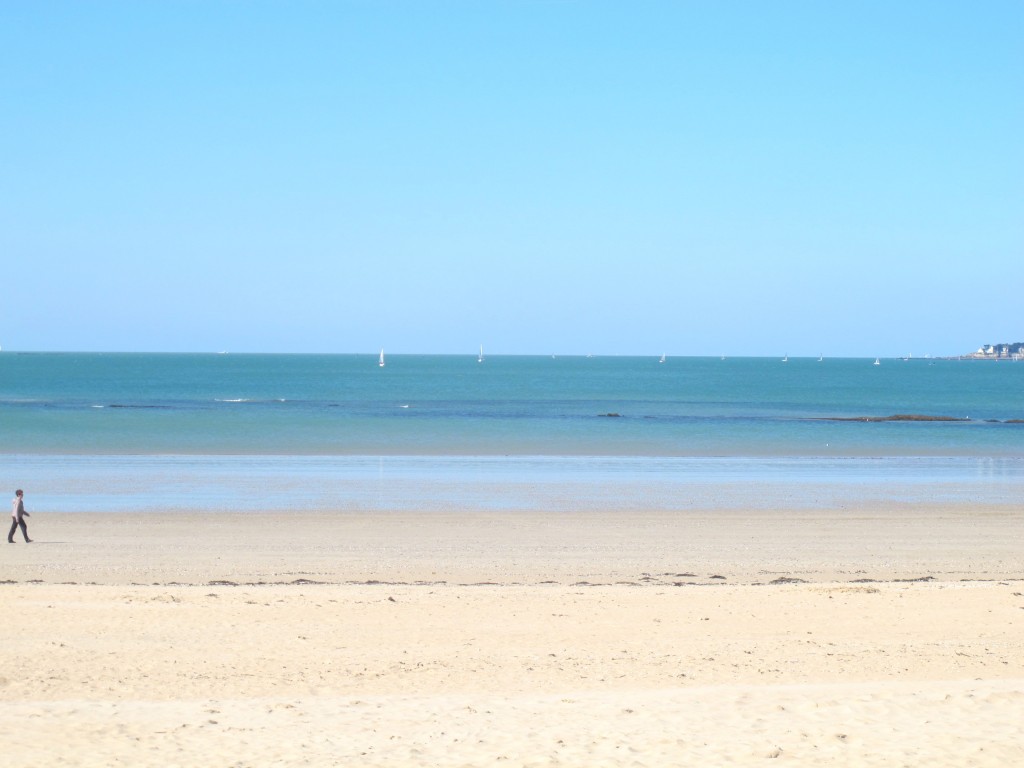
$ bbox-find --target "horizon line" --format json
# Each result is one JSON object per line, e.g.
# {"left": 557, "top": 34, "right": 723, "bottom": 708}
{"left": 0, "top": 349, "right": 973, "bottom": 360}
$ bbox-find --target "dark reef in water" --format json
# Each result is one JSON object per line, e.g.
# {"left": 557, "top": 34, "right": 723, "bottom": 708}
{"left": 814, "top": 414, "right": 1023, "bottom": 424}
{"left": 826, "top": 414, "right": 968, "bottom": 422}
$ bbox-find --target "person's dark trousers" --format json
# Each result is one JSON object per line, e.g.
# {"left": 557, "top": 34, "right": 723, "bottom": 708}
{"left": 8, "top": 519, "right": 29, "bottom": 542}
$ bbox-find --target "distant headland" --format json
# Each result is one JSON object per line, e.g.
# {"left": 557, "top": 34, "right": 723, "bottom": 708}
{"left": 961, "top": 342, "right": 1024, "bottom": 360}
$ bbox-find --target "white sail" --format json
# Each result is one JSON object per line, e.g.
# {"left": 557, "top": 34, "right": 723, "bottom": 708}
{"left": 659, "top": 353, "right": 666, "bottom": 363}
{"left": 379, "top": 349, "right": 385, "bottom": 367}
{"left": 478, "top": 345, "right": 484, "bottom": 363}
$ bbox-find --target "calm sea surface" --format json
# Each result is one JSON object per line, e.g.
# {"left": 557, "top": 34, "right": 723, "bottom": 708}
{"left": 2, "top": 353, "right": 1022, "bottom": 512}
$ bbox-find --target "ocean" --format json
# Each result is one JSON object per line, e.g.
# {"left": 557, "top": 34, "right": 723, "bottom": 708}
{"left": 2, "top": 353, "right": 1022, "bottom": 513}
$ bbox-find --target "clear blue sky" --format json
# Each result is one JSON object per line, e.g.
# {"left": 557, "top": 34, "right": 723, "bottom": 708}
{"left": 2, "top": 1, "right": 1021, "bottom": 356}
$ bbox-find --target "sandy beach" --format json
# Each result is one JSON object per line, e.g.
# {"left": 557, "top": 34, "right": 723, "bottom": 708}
{"left": 3, "top": 503, "right": 1023, "bottom": 766}
{"left": 7, "top": 0, "right": 1023, "bottom": 761}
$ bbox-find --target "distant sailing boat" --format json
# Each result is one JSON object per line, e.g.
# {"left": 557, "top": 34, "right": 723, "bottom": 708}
{"left": 378, "top": 349, "right": 385, "bottom": 367}
{"left": 782, "top": 354, "right": 789, "bottom": 363}
{"left": 478, "top": 345, "right": 484, "bottom": 363}
{"left": 659, "top": 353, "right": 666, "bottom": 364}
{"left": 873, "top": 357, "right": 880, "bottom": 366}
{"left": 817, "top": 354, "right": 823, "bottom": 362}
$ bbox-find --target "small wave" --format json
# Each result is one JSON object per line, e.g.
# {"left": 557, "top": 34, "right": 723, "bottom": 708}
{"left": 91, "top": 405, "right": 104, "bottom": 409}
{"left": 215, "top": 398, "right": 251, "bottom": 403}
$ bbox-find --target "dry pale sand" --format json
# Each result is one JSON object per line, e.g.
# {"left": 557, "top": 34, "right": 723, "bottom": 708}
{"left": 2, "top": 503, "right": 1023, "bottom": 766}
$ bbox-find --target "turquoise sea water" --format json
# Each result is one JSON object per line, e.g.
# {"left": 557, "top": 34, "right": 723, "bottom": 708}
{"left": 1, "top": 353, "right": 1022, "bottom": 512}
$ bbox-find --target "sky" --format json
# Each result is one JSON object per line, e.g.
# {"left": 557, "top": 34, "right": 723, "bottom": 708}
{"left": 1, "top": 1, "right": 1021, "bottom": 357}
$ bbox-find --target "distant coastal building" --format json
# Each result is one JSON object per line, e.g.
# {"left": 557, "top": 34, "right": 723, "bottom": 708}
{"left": 967, "top": 342, "right": 1024, "bottom": 360}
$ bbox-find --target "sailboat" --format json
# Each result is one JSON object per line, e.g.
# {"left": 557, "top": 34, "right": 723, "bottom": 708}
{"left": 817, "top": 353, "right": 823, "bottom": 362}
{"left": 873, "top": 357, "right": 880, "bottom": 366}
{"left": 478, "top": 345, "right": 484, "bottom": 363}
{"left": 782, "top": 354, "right": 789, "bottom": 363}
{"left": 659, "top": 353, "right": 666, "bottom": 364}
{"left": 378, "top": 349, "right": 385, "bottom": 368}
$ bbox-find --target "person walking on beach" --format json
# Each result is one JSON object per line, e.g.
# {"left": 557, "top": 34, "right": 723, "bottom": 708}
{"left": 9, "top": 489, "right": 31, "bottom": 543}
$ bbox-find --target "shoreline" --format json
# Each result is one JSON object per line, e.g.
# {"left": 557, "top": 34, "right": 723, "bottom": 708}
{"left": 6, "top": 454, "right": 1024, "bottom": 518}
